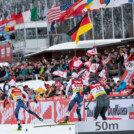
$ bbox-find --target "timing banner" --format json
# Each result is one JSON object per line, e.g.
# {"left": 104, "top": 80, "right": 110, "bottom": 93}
{"left": 75, "top": 120, "right": 134, "bottom": 134}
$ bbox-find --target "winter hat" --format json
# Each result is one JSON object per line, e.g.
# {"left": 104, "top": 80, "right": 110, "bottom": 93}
{"left": 72, "top": 72, "right": 78, "bottom": 78}
{"left": 9, "top": 79, "right": 16, "bottom": 87}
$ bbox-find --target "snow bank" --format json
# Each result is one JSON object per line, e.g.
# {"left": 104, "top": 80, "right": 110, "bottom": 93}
{"left": 0, "top": 124, "right": 75, "bottom": 134}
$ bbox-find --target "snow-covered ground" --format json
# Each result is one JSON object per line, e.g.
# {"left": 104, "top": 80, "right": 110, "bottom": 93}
{"left": 0, "top": 79, "right": 55, "bottom": 91}
{"left": 0, "top": 77, "right": 119, "bottom": 91}
{"left": 0, "top": 124, "right": 75, "bottom": 134}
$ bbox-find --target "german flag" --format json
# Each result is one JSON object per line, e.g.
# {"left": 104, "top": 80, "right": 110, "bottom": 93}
{"left": 67, "top": 13, "right": 92, "bottom": 44}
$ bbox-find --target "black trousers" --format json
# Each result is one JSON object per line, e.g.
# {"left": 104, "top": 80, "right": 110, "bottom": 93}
{"left": 94, "top": 94, "right": 110, "bottom": 120}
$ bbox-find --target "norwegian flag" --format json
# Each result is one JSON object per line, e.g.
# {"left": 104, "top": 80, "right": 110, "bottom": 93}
{"left": 73, "top": 58, "right": 83, "bottom": 69}
{"left": 121, "top": 70, "right": 134, "bottom": 83}
{"left": 99, "top": 68, "right": 107, "bottom": 81}
{"left": 89, "top": 63, "right": 99, "bottom": 73}
{"left": 52, "top": 70, "right": 67, "bottom": 78}
{"left": 86, "top": 46, "right": 97, "bottom": 56}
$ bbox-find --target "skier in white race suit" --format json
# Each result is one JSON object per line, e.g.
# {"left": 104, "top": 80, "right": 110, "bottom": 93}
{"left": 62, "top": 72, "right": 88, "bottom": 123}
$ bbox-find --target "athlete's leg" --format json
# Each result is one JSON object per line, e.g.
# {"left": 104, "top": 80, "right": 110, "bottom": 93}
{"left": 94, "top": 98, "right": 103, "bottom": 120}
{"left": 14, "top": 100, "right": 22, "bottom": 130}
{"left": 14, "top": 101, "right": 21, "bottom": 123}
{"left": 61, "top": 96, "right": 76, "bottom": 123}
{"left": 76, "top": 94, "right": 83, "bottom": 121}
{"left": 68, "top": 97, "right": 77, "bottom": 114}
{"left": 100, "top": 97, "right": 109, "bottom": 120}
{"left": 21, "top": 100, "right": 43, "bottom": 121}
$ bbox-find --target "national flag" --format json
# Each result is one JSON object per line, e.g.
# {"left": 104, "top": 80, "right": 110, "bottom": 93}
{"left": 16, "top": 7, "right": 38, "bottom": 24}
{"left": 52, "top": 70, "right": 67, "bottom": 78}
{"left": 99, "top": 67, "right": 107, "bottom": 81}
{"left": 73, "top": 58, "right": 83, "bottom": 69}
{"left": 47, "top": 1, "right": 72, "bottom": 24}
{"left": 121, "top": 70, "right": 134, "bottom": 83}
{"left": 124, "top": 53, "right": 128, "bottom": 68}
{"left": 0, "top": 16, "right": 11, "bottom": 32}
{"left": 87, "top": 46, "right": 97, "bottom": 56}
{"left": 59, "top": 0, "right": 87, "bottom": 22}
{"left": 49, "top": 22, "right": 56, "bottom": 34}
{"left": 6, "top": 14, "right": 16, "bottom": 32}
{"left": 67, "top": 13, "right": 92, "bottom": 44}
{"left": 101, "top": 56, "right": 110, "bottom": 66}
{"left": 85, "top": 0, "right": 93, "bottom": 9}
{"left": 84, "top": 61, "right": 91, "bottom": 67}
{"left": 88, "top": 0, "right": 134, "bottom": 10}
{"left": 82, "top": 70, "right": 90, "bottom": 83}
{"left": 77, "top": 69, "right": 86, "bottom": 76}
{"left": 77, "top": 69, "right": 90, "bottom": 83}
{"left": 89, "top": 63, "right": 99, "bottom": 73}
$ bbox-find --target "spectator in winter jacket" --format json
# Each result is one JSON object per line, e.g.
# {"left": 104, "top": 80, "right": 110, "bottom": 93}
{"left": 115, "top": 81, "right": 127, "bottom": 92}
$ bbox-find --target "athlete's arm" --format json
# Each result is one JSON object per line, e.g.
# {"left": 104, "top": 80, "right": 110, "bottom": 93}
{"left": 21, "top": 88, "right": 29, "bottom": 102}
{"left": 82, "top": 80, "right": 88, "bottom": 86}
{"left": 7, "top": 89, "right": 12, "bottom": 101}
{"left": 82, "top": 86, "right": 90, "bottom": 95}
{"left": 65, "top": 79, "right": 72, "bottom": 97}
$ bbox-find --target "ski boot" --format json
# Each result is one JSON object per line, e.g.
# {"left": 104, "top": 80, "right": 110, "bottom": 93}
{"left": 17, "top": 123, "right": 22, "bottom": 131}
{"left": 38, "top": 117, "right": 44, "bottom": 122}
{"left": 60, "top": 116, "right": 69, "bottom": 124}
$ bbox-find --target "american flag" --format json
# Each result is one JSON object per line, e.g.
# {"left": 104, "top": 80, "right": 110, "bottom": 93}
{"left": 47, "top": 1, "right": 72, "bottom": 24}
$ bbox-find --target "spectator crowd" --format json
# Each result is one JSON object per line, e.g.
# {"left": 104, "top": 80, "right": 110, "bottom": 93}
{"left": 0, "top": 46, "right": 134, "bottom": 101}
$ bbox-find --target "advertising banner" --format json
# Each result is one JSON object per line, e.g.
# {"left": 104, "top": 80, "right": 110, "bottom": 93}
{"left": 0, "top": 96, "right": 134, "bottom": 124}
{"left": 85, "top": 98, "right": 134, "bottom": 121}
{"left": 0, "top": 96, "right": 86, "bottom": 124}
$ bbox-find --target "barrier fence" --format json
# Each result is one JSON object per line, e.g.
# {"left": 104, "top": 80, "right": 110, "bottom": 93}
{"left": 0, "top": 95, "right": 134, "bottom": 124}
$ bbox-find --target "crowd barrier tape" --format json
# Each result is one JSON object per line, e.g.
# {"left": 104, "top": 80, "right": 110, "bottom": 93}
{"left": 0, "top": 95, "right": 134, "bottom": 124}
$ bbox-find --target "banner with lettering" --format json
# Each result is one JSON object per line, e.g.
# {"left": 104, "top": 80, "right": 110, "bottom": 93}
{"left": 0, "top": 96, "right": 86, "bottom": 124}
{"left": 85, "top": 98, "right": 134, "bottom": 121}
{"left": 89, "top": 63, "right": 99, "bottom": 73}
{"left": 52, "top": 70, "right": 67, "bottom": 78}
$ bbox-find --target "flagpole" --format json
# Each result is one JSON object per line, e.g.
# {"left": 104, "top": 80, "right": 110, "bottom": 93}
{"left": 112, "top": 7, "right": 115, "bottom": 39}
{"left": 121, "top": 5, "right": 125, "bottom": 39}
{"left": 38, "top": 1, "right": 41, "bottom": 18}
{"left": 101, "top": 8, "right": 104, "bottom": 40}
{"left": 132, "top": 3, "right": 134, "bottom": 37}
{"left": 90, "top": 11, "right": 95, "bottom": 49}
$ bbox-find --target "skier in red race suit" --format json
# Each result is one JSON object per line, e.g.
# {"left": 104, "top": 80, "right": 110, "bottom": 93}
{"left": 81, "top": 78, "right": 109, "bottom": 121}
{"left": 61, "top": 72, "right": 88, "bottom": 123}
{"left": 7, "top": 79, "right": 43, "bottom": 130}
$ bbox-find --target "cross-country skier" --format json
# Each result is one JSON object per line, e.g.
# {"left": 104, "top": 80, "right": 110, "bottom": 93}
{"left": 62, "top": 72, "right": 88, "bottom": 123}
{"left": 82, "top": 78, "right": 109, "bottom": 121}
{"left": 7, "top": 79, "right": 43, "bottom": 130}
